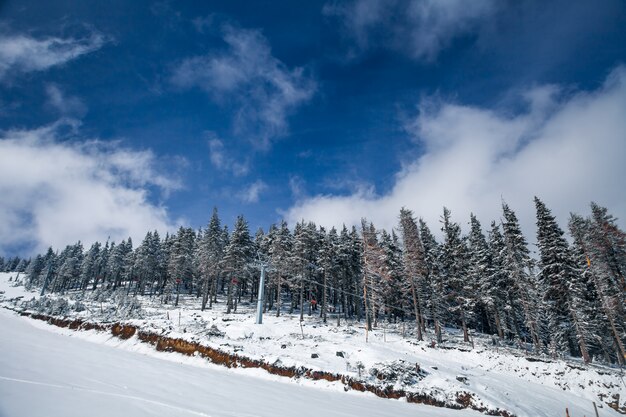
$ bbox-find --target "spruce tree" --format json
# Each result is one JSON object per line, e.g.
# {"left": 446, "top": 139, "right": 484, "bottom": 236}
{"left": 419, "top": 219, "right": 445, "bottom": 343}
{"left": 197, "top": 208, "right": 226, "bottom": 310}
{"left": 467, "top": 214, "right": 500, "bottom": 336}
{"left": 534, "top": 197, "right": 585, "bottom": 359}
{"left": 398, "top": 208, "right": 427, "bottom": 340}
{"left": 501, "top": 202, "right": 541, "bottom": 350}
{"left": 487, "top": 221, "right": 512, "bottom": 339}
{"left": 440, "top": 207, "right": 472, "bottom": 343}
{"left": 223, "top": 215, "right": 253, "bottom": 314}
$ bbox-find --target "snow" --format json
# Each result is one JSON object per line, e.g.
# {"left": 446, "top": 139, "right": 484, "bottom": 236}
{"left": 0, "top": 308, "right": 475, "bottom": 417}
{"left": 1, "top": 272, "right": 624, "bottom": 417}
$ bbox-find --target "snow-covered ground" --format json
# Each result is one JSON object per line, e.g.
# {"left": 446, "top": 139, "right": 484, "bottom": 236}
{"left": 1, "top": 272, "right": 624, "bottom": 417}
{"left": 0, "top": 307, "right": 478, "bottom": 417}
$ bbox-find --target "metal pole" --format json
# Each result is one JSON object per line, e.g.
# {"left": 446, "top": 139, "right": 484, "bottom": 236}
{"left": 256, "top": 264, "right": 266, "bottom": 324}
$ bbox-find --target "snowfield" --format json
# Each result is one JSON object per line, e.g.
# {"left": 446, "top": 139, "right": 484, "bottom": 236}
{"left": 0, "top": 308, "right": 475, "bottom": 417}
{"left": 1, "top": 273, "right": 624, "bottom": 417}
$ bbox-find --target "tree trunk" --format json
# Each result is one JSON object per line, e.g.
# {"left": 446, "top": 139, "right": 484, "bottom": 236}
{"left": 201, "top": 277, "right": 211, "bottom": 311}
{"left": 410, "top": 278, "right": 423, "bottom": 341}
{"left": 322, "top": 271, "right": 328, "bottom": 323}
{"left": 299, "top": 279, "right": 304, "bottom": 321}
{"left": 276, "top": 274, "right": 282, "bottom": 317}
{"left": 226, "top": 278, "right": 233, "bottom": 314}
{"left": 494, "top": 309, "right": 504, "bottom": 339}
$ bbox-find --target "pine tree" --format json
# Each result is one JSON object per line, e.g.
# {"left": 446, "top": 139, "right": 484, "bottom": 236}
{"left": 133, "top": 231, "right": 163, "bottom": 296}
{"left": 291, "top": 221, "right": 318, "bottom": 319}
{"left": 223, "top": 215, "right": 253, "bottom": 314}
{"left": 467, "top": 214, "right": 502, "bottom": 337}
{"left": 379, "top": 229, "right": 406, "bottom": 324}
{"left": 80, "top": 242, "right": 101, "bottom": 290}
{"left": 501, "top": 202, "right": 541, "bottom": 350}
{"left": 361, "top": 219, "right": 386, "bottom": 333}
{"left": 398, "top": 208, "right": 427, "bottom": 340}
{"left": 440, "top": 207, "right": 472, "bottom": 343}
{"left": 419, "top": 219, "right": 445, "bottom": 343}
{"left": 269, "top": 220, "right": 292, "bottom": 317}
{"left": 319, "top": 227, "right": 340, "bottom": 323}
{"left": 487, "top": 221, "right": 513, "bottom": 339}
{"left": 55, "top": 242, "right": 84, "bottom": 292}
{"left": 167, "top": 227, "right": 196, "bottom": 306}
{"left": 575, "top": 206, "right": 626, "bottom": 364}
{"left": 336, "top": 225, "right": 355, "bottom": 320}
{"left": 534, "top": 197, "right": 585, "bottom": 359}
{"left": 91, "top": 241, "right": 110, "bottom": 291}
{"left": 25, "top": 254, "right": 45, "bottom": 289}
{"left": 197, "top": 208, "right": 226, "bottom": 310}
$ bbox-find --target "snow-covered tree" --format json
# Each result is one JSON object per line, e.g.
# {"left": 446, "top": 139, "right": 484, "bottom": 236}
{"left": 467, "top": 214, "right": 500, "bottom": 337}
{"left": 534, "top": 197, "right": 583, "bottom": 358}
{"left": 419, "top": 219, "right": 445, "bottom": 343}
{"left": 440, "top": 207, "right": 472, "bottom": 342}
{"left": 501, "top": 203, "right": 541, "bottom": 350}
{"left": 398, "top": 208, "right": 427, "bottom": 340}
{"left": 223, "top": 215, "right": 253, "bottom": 313}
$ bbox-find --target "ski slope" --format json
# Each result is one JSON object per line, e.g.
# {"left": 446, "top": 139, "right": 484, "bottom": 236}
{"left": 0, "top": 308, "right": 478, "bottom": 417}
{"left": 1, "top": 273, "right": 624, "bottom": 417}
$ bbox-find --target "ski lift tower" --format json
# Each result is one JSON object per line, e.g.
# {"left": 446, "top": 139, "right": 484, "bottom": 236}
{"left": 253, "top": 259, "right": 270, "bottom": 324}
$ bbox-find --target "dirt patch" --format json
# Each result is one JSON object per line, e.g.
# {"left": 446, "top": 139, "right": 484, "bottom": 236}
{"left": 111, "top": 323, "right": 136, "bottom": 339}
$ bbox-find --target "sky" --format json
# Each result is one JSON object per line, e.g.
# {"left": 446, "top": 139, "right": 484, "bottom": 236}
{"left": 0, "top": 0, "right": 625, "bottom": 256}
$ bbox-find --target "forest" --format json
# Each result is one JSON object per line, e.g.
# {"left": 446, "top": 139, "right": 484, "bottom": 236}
{"left": 3, "top": 198, "right": 625, "bottom": 365}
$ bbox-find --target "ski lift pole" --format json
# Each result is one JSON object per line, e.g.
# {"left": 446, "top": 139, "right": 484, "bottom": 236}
{"left": 255, "top": 263, "right": 267, "bottom": 324}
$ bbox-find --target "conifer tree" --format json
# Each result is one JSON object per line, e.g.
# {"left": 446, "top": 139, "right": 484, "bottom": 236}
{"left": 487, "top": 221, "right": 512, "bottom": 339}
{"left": 398, "top": 208, "right": 427, "bottom": 340}
{"left": 379, "top": 229, "right": 405, "bottom": 324}
{"left": 269, "top": 220, "right": 292, "bottom": 317}
{"left": 197, "top": 208, "right": 226, "bottom": 310}
{"left": 440, "top": 207, "right": 472, "bottom": 342}
{"left": 419, "top": 219, "right": 445, "bottom": 343}
{"left": 80, "top": 242, "right": 101, "bottom": 291}
{"left": 467, "top": 214, "right": 501, "bottom": 336}
{"left": 167, "top": 228, "right": 196, "bottom": 305}
{"left": 319, "top": 227, "right": 340, "bottom": 323}
{"left": 574, "top": 206, "right": 626, "bottom": 363}
{"left": 25, "top": 254, "right": 45, "bottom": 289}
{"left": 501, "top": 203, "right": 541, "bottom": 350}
{"left": 223, "top": 215, "right": 253, "bottom": 314}
{"left": 534, "top": 197, "right": 585, "bottom": 358}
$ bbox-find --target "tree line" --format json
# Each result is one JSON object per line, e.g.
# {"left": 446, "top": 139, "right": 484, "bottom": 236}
{"left": 4, "top": 199, "right": 625, "bottom": 364}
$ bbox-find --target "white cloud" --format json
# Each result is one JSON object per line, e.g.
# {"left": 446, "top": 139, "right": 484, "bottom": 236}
{"left": 207, "top": 134, "right": 249, "bottom": 177}
{"left": 0, "top": 32, "right": 105, "bottom": 81}
{"left": 285, "top": 66, "right": 626, "bottom": 240}
{"left": 171, "top": 24, "right": 316, "bottom": 148}
{"left": 0, "top": 120, "right": 181, "bottom": 254}
{"left": 288, "top": 175, "right": 306, "bottom": 198}
{"left": 45, "top": 84, "right": 87, "bottom": 117}
{"left": 238, "top": 180, "right": 267, "bottom": 204}
{"left": 325, "top": 0, "right": 496, "bottom": 61}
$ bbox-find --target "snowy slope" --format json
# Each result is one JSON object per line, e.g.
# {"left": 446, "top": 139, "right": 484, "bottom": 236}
{"left": 1, "top": 272, "right": 624, "bottom": 417}
{"left": 0, "top": 308, "right": 477, "bottom": 417}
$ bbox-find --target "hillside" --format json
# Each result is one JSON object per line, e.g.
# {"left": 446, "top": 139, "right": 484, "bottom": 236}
{"left": 1, "top": 272, "right": 624, "bottom": 417}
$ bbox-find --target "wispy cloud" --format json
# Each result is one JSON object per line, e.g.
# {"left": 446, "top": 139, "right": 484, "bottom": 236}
{"left": 171, "top": 24, "right": 316, "bottom": 148}
{"left": 285, "top": 66, "right": 626, "bottom": 237}
{"left": 0, "top": 120, "right": 181, "bottom": 254}
{"left": 237, "top": 180, "right": 267, "bottom": 203}
{"left": 0, "top": 31, "right": 106, "bottom": 81}
{"left": 324, "top": 0, "right": 496, "bottom": 61}
{"left": 45, "top": 84, "right": 87, "bottom": 117}
{"left": 207, "top": 133, "right": 249, "bottom": 177}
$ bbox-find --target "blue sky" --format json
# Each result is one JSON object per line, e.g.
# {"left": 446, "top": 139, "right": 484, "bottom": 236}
{"left": 1, "top": 0, "right": 625, "bottom": 255}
